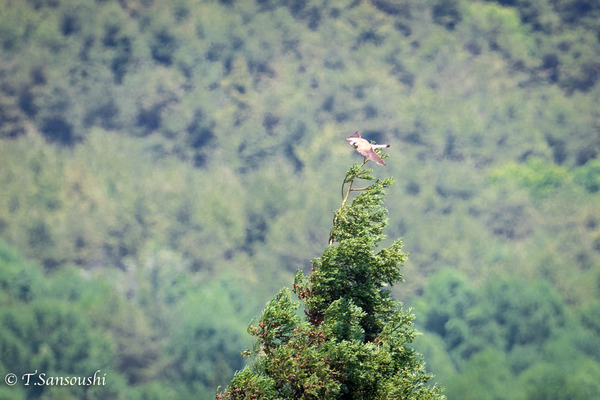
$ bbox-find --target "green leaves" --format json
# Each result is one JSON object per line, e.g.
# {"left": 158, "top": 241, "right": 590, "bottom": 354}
{"left": 415, "top": 269, "right": 600, "bottom": 399}
{"left": 0, "top": 241, "right": 122, "bottom": 398}
{"left": 248, "top": 288, "right": 301, "bottom": 355}
{"left": 1, "top": 0, "right": 598, "bottom": 398}
{"left": 323, "top": 298, "right": 366, "bottom": 342}
{"left": 331, "top": 166, "right": 394, "bottom": 245}
{"left": 220, "top": 164, "right": 443, "bottom": 399}
{"left": 573, "top": 158, "right": 600, "bottom": 193}
{"left": 488, "top": 157, "right": 568, "bottom": 197}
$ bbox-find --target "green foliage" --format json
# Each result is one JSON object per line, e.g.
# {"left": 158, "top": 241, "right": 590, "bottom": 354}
{"left": 0, "top": 0, "right": 599, "bottom": 398}
{"left": 573, "top": 158, "right": 600, "bottom": 193}
{"left": 445, "top": 349, "right": 522, "bottom": 400}
{"left": 416, "top": 269, "right": 600, "bottom": 399}
{"left": 219, "top": 164, "right": 444, "bottom": 399}
{"left": 421, "top": 271, "right": 567, "bottom": 358}
{"left": 488, "top": 157, "right": 568, "bottom": 197}
{"left": 464, "top": 2, "right": 536, "bottom": 65}
{"left": 520, "top": 359, "right": 600, "bottom": 400}
{"left": 0, "top": 240, "right": 45, "bottom": 303}
{"left": 167, "top": 279, "right": 251, "bottom": 398}
{"left": 0, "top": 240, "right": 123, "bottom": 399}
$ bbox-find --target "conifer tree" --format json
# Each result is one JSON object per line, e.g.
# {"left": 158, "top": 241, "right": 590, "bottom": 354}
{"left": 217, "top": 159, "right": 445, "bottom": 399}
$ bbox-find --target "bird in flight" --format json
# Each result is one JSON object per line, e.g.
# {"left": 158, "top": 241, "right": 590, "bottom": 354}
{"left": 346, "top": 131, "right": 390, "bottom": 166}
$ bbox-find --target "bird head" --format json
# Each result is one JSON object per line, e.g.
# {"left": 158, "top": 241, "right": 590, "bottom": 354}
{"left": 346, "top": 131, "right": 361, "bottom": 148}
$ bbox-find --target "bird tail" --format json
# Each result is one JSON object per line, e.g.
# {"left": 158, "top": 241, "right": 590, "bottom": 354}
{"left": 372, "top": 144, "right": 390, "bottom": 149}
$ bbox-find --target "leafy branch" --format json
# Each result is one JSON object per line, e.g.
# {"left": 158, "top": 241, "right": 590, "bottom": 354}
{"left": 329, "top": 158, "right": 381, "bottom": 246}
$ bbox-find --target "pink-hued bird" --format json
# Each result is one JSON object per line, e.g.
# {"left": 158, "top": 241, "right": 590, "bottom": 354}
{"left": 346, "top": 131, "right": 390, "bottom": 166}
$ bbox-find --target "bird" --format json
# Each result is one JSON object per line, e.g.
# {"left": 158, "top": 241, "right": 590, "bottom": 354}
{"left": 346, "top": 131, "right": 390, "bottom": 166}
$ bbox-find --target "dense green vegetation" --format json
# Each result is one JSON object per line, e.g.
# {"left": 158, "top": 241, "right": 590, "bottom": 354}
{"left": 0, "top": 0, "right": 599, "bottom": 398}
{"left": 219, "top": 164, "right": 444, "bottom": 399}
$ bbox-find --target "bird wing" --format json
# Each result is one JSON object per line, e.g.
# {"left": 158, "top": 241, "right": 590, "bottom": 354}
{"left": 356, "top": 144, "right": 386, "bottom": 166}
{"left": 366, "top": 148, "right": 386, "bottom": 166}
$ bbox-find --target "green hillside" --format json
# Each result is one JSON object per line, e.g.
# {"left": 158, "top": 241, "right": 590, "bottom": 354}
{"left": 1, "top": 0, "right": 599, "bottom": 398}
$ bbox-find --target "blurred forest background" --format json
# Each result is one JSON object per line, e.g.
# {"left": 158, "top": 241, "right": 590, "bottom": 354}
{"left": 1, "top": 0, "right": 599, "bottom": 398}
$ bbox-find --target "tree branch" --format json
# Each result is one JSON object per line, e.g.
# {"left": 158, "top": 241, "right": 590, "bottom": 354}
{"left": 329, "top": 159, "right": 368, "bottom": 245}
